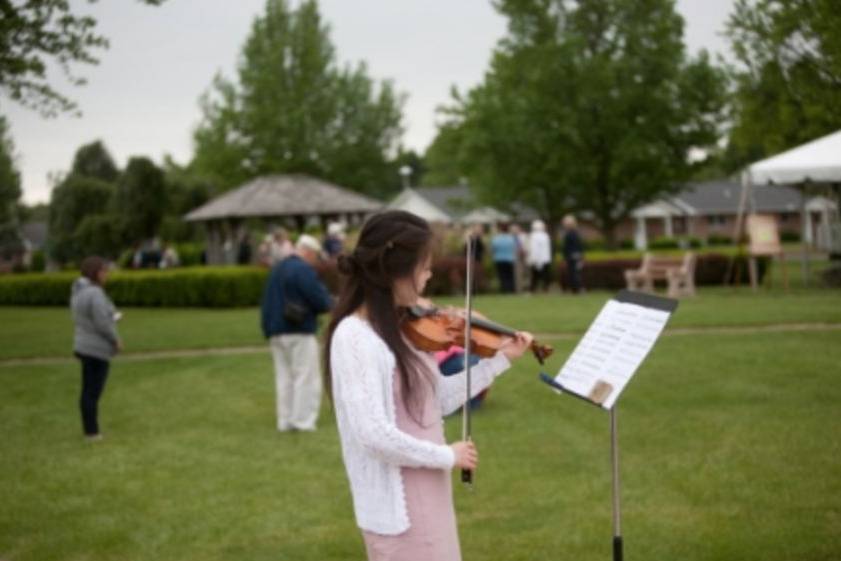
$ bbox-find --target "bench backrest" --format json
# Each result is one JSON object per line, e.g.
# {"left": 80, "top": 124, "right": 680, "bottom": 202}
{"left": 639, "top": 252, "right": 696, "bottom": 276}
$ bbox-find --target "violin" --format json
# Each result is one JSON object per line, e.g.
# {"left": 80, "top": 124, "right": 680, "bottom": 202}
{"left": 402, "top": 305, "right": 553, "bottom": 364}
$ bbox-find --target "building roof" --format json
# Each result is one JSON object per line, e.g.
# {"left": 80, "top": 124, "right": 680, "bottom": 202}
{"left": 389, "top": 185, "right": 540, "bottom": 223}
{"left": 673, "top": 180, "right": 803, "bottom": 215}
{"left": 184, "top": 174, "right": 383, "bottom": 222}
{"left": 413, "top": 186, "right": 476, "bottom": 219}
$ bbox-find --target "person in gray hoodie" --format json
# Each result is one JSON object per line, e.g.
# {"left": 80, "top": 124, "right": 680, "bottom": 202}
{"left": 71, "top": 256, "right": 122, "bottom": 439}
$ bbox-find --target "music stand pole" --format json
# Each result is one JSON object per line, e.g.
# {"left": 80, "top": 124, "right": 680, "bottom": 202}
{"left": 611, "top": 406, "right": 623, "bottom": 561}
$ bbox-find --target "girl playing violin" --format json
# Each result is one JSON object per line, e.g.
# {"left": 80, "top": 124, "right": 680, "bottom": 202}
{"left": 324, "top": 210, "right": 534, "bottom": 561}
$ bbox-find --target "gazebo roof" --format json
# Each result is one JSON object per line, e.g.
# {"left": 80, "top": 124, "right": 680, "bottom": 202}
{"left": 185, "top": 174, "right": 383, "bottom": 222}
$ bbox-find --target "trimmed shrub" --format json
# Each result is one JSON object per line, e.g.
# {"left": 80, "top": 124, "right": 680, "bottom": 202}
{"left": 175, "top": 243, "right": 204, "bottom": 266}
{"left": 0, "top": 267, "right": 269, "bottom": 307}
{"left": 679, "top": 236, "right": 703, "bottom": 249}
{"left": 30, "top": 251, "right": 46, "bottom": 272}
{"left": 0, "top": 257, "right": 494, "bottom": 307}
{"left": 649, "top": 236, "right": 679, "bottom": 249}
{"left": 780, "top": 231, "right": 801, "bottom": 243}
{"left": 707, "top": 234, "right": 733, "bottom": 246}
{"left": 557, "top": 253, "right": 769, "bottom": 291}
{"left": 426, "top": 256, "right": 490, "bottom": 295}
{"left": 585, "top": 238, "right": 607, "bottom": 252}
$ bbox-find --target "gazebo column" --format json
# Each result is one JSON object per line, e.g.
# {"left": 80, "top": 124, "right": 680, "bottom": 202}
{"left": 634, "top": 217, "right": 648, "bottom": 250}
{"left": 663, "top": 215, "right": 674, "bottom": 238}
{"left": 205, "top": 221, "right": 223, "bottom": 265}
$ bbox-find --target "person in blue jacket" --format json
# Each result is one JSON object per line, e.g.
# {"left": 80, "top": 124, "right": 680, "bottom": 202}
{"left": 261, "top": 234, "right": 332, "bottom": 431}
{"left": 491, "top": 223, "right": 518, "bottom": 293}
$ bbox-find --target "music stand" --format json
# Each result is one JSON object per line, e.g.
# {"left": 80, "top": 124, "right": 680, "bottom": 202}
{"left": 540, "top": 290, "right": 678, "bottom": 561}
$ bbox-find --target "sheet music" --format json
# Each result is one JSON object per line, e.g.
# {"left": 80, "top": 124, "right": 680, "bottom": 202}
{"left": 554, "top": 299, "right": 671, "bottom": 409}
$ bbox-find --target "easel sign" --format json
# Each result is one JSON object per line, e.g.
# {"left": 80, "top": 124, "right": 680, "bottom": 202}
{"left": 746, "top": 214, "right": 788, "bottom": 290}
{"left": 747, "top": 214, "right": 782, "bottom": 256}
{"left": 540, "top": 290, "right": 678, "bottom": 561}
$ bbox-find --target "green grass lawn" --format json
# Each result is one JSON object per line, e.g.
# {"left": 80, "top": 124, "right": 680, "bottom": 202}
{"left": 1, "top": 327, "right": 839, "bottom": 560}
{"left": 2, "top": 287, "right": 840, "bottom": 360}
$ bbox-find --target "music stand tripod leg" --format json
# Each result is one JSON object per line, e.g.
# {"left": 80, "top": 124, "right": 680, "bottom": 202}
{"left": 611, "top": 406, "right": 623, "bottom": 561}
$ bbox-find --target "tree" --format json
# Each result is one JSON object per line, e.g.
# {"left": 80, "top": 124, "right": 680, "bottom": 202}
{"left": 71, "top": 140, "right": 120, "bottom": 182}
{"left": 434, "top": 0, "right": 728, "bottom": 245}
{"left": 115, "top": 157, "right": 166, "bottom": 244}
{"left": 0, "top": 116, "right": 22, "bottom": 257}
{"left": 392, "top": 149, "right": 426, "bottom": 188}
{"left": 47, "top": 140, "right": 123, "bottom": 262}
{"left": 422, "top": 122, "right": 465, "bottom": 186}
{"left": 158, "top": 156, "right": 214, "bottom": 242}
{"left": 191, "top": 0, "right": 404, "bottom": 197}
{"left": 0, "top": 0, "right": 167, "bottom": 117}
{"left": 723, "top": 0, "right": 841, "bottom": 170}
{"left": 48, "top": 173, "right": 115, "bottom": 263}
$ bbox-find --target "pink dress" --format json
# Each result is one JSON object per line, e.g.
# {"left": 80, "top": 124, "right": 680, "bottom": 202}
{"left": 362, "top": 359, "right": 462, "bottom": 561}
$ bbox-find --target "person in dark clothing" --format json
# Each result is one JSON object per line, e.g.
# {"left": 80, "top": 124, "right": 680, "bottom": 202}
{"left": 70, "top": 256, "right": 122, "bottom": 440}
{"left": 562, "top": 214, "right": 585, "bottom": 293}
{"left": 464, "top": 224, "right": 486, "bottom": 264}
{"left": 237, "top": 233, "right": 253, "bottom": 265}
{"left": 261, "top": 234, "right": 332, "bottom": 431}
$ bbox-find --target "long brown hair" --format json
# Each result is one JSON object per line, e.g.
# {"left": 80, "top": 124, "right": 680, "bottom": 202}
{"left": 324, "top": 210, "right": 434, "bottom": 415}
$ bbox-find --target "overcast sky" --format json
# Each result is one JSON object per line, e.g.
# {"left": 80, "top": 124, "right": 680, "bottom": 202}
{"left": 5, "top": 0, "right": 735, "bottom": 204}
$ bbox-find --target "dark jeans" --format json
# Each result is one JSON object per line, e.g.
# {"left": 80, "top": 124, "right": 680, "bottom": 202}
{"left": 566, "top": 258, "right": 583, "bottom": 293}
{"left": 530, "top": 264, "right": 551, "bottom": 292}
{"left": 76, "top": 353, "right": 110, "bottom": 436}
{"left": 495, "top": 261, "right": 516, "bottom": 293}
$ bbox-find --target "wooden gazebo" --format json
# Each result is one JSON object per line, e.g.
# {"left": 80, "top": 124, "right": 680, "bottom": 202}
{"left": 185, "top": 174, "right": 383, "bottom": 264}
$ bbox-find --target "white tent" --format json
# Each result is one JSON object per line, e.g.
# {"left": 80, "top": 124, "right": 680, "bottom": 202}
{"left": 737, "top": 130, "right": 841, "bottom": 285}
{"left": 748, "top": 130, "right": 841, "bottom": 185}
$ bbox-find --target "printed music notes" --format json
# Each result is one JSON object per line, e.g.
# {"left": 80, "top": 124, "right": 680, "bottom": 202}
{"left": 551, "top": 290, "right": 677, "bottom": 409}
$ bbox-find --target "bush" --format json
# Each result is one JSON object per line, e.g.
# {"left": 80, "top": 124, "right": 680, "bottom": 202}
{"left": 175, "top": 243, "right": 204, "bottom": 266}
{"left": 30, "top": 251, "right": 46, "bottom": 272}
{"left": 0, "top": 267, "right": 269, "bottom": 307}
{"left": 780, "top": 231, "right": 801, "bottom": 243}
{"left": 585, "top": 238, "right": 607, "bottom": 252}
{"left": 649, "top": 236, "right": 679, "bottom": 249}
{"left": 557, "top": 253, "right": 769, "bottom": 291}
{"left": 426, "top": 257, "right": 490, "bottom": 296}
{"left": 0, "top": 257, "right": 495, "bottom": 307}
{"left": 707, "top": 234, "right": 733, "bottom": 246}
{"left": 679, "top": 236, "right": 703, "bottom": 249}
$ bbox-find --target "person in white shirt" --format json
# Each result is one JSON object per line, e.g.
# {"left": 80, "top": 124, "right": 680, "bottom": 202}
{"left": 324, "top": 210, "right": 534, "bottom": 561}
{"left": 527, "top": 219, "right": 553, "bottom": 292}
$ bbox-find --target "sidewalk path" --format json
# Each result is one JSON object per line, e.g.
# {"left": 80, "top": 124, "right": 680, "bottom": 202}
{"left": 2, "top": 323, "right": 840, "bottom": 368}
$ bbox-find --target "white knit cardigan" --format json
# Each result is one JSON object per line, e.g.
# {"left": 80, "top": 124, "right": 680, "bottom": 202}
{"left": 330, "top": 315, "right": 511, "bottom": 535}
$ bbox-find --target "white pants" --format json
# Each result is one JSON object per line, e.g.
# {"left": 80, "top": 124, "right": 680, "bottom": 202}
{"left": 269, "top": 334, "right": 322, "bottom": 431}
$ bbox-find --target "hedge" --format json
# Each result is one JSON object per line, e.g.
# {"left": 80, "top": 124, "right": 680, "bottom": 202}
{"left": 557, "top": 253, "right": 770, "bottom": 291}
{"left": 0, "top": 258, "right": 492, "bottom": 307}
{"left": 0, "top": 267, "right": 269, "bottom": 307}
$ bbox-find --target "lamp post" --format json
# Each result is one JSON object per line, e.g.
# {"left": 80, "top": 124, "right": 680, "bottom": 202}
{"left": 399, "top": 165, "right": 412, "bottom": 189}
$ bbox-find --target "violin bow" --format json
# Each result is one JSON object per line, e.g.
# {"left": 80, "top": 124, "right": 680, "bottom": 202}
{"left": 462, "top": 235, "right": 475, "bottom": 487}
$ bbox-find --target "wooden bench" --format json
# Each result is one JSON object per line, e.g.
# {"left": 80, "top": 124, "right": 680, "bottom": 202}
{"left": 624, "top": 252, "right": 696, "bottom": 298}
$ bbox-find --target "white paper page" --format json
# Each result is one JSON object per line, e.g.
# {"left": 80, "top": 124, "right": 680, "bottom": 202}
{"left": 555, "top": 299, "right": 670, "bottom": 409}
